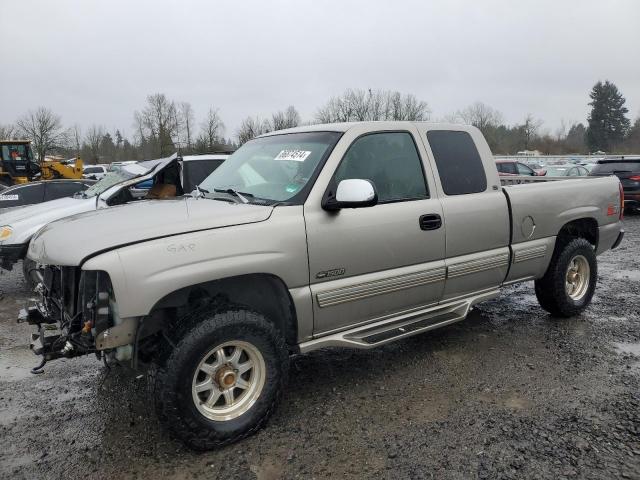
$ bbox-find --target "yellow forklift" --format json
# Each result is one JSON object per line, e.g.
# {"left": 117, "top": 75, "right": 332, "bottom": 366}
{"left": 0, "top": 140, "right": 84, "bottom": 186}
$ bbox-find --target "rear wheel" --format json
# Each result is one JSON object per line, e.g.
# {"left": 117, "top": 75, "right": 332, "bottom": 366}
{"left": 535, "top": 237, "right": 597, "bottom": 317}
{"left": 152, "top": 307, "right": 289, "bottom": 450}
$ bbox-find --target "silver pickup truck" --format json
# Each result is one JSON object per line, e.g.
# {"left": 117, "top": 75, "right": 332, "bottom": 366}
{"left": 22, "top": 122, "right": 624, "bottom": 450}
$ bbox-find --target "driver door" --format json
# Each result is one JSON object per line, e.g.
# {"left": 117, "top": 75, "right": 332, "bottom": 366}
{"left": 304, "top": 129, "right": 446, "bottom": 335}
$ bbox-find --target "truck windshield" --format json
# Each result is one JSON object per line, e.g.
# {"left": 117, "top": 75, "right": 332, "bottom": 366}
{"left": 199, "top": 132, "right": 341, "bottom": 203}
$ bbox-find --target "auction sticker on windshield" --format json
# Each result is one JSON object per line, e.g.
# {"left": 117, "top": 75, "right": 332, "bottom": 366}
{"left": 274, "top": 149, "right": 312, "bottom": 162}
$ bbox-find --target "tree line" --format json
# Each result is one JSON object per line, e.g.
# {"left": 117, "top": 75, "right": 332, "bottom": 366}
{"left": 1, "top": 81, "right": 638, "bottom": 164}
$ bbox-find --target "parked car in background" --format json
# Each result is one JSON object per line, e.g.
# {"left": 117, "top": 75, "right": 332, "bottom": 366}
{"left": 541, "top": 165, "right": 590, "bottom": 177}
{"left": 0, "top": 179, "right": 95, "bottom": 213}
{"left": 496, "top": 160, "right": 538, "bottom": 176}
{"left": 132, "top": 154, "right": 229, "bottom": 190}
{"left": 0, "top": 153, "right": 227, "bottom": 284}
{"left": 110, "top": 161, "right": 137, "bottom": 171}
{"left": 83, "top": 164, "right": 108, "bottom": 180}
{"left": 589, "top": 157, "right": 640, "bottom": 213}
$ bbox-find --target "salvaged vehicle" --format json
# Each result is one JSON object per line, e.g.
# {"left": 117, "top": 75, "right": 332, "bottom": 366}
{"left": 0, "top": 154, "right": 227, "bottom": 283}
{"left": 23, "top": 122, "right": 624, "bottom": 450}
{"left": 0, "top": 179, "right": 95, "bottom": 213}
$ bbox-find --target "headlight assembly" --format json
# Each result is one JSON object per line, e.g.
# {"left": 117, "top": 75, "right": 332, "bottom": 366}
{"left": 0, "top": 225, "right": 13, "bottom": 241}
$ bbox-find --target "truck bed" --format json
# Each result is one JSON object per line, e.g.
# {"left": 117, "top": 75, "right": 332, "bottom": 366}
{"left": 502, "top": 175, "right": 622, "bottom": 247}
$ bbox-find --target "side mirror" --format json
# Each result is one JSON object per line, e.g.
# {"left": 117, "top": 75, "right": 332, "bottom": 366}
{"left": 323, "top": 179, "right": 378, "bottom": 211}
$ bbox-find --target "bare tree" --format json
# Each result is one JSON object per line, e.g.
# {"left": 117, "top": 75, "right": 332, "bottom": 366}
{"left": 522, "top": 114, "right": 543, "bottom": 150}
{"left": 198, "top": 108, "right": 225, "bottom": 151}
{"left": 315, "top": 89, "right": 430, "bottom": 123}
{"left": 236, "top": 116, "right": 270, "bottom": 145}
{"left": 554, "top": 119, "right": 568, "bottom": 142}
{"left": 179, "top": 102, "right": 195, "bottom": 151}
{"left": 16, "top": 107, "right": 66, "bottom": 161}
{"left": 269, "top": 106, "right": 301, "bottom": 131}
{"left": 70, "top": 124, "right": 82, "bottom": 158}
{"left": 456, "top": 102, "right": 504, "bottom": 134}
{"left": 84, "top": 125, "right": 106, "bottom": 163}
{"left": 134, "top": 93, "right": 180, "bottom": 156}
{"left": 0, "top": 123, "right": 17, "bottom": 140}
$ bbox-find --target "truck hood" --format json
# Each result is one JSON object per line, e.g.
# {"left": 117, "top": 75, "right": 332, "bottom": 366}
{"left": 28, "top": 197, "right": 274, "bottom": 266}
{"left": 0, "top": 196, "right": 94, "bottom": 245}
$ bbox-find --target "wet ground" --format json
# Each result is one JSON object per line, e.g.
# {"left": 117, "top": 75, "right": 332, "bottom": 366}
{"left": 1, "top": 218, "right": 639, "bottom": 480}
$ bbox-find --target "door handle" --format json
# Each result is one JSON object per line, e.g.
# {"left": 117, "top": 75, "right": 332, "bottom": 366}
{"left": 419, "top": 214, "right": 442, "bottom": 231}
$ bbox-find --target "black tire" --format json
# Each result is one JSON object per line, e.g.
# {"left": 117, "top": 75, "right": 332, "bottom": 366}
{"left": 22, "top": 258, "right": 43, "bottom": 291}
{"left": 534, "top": 237, "right": 597, "bottom": 317}
{"left": 152, "top": 307, "right": 289, "bottom": 450}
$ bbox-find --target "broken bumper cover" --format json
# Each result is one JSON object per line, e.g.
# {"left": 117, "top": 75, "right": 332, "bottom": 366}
{"left": 0, "top": 243, "right": 28, "bottom": 270}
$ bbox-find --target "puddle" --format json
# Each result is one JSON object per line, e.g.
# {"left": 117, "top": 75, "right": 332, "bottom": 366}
{"left": 610, "top": 270, "right": 640, "bottom": 282}
{"left": 613, "top": 342, "right": 640, "bottom": 356}
{"left": 0, "top": 345, "right": 35, "bottom": 381}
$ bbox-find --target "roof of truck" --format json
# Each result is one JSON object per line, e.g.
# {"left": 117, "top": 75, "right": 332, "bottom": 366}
{"left": 258, "top": 121, "right": 474, "bottom": 137}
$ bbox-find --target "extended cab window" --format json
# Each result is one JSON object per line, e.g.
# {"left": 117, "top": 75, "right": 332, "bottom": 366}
{"left": 334, "top": 132, "right": 428, "bottom": 202}
{"left": 427, "top": 130, "right": 487, "bottom": 195}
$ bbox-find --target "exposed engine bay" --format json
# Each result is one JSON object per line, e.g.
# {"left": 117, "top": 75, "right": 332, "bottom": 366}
{"left": 19, "top": 266, "right": 116, "bottom": 373}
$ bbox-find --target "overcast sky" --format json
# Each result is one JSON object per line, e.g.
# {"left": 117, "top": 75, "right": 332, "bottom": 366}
{"left": 2, "top": 0, "right": 639, "bottom": 140}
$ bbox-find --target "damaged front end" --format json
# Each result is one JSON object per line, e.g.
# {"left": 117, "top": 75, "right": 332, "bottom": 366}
{"left": 19, "top": 266, "right": 129, "bottom": 373}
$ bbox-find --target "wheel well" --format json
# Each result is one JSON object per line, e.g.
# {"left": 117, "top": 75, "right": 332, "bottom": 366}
{"left": 557, "top": 218, "right": 598, "bottom": 248}
{"left": 147, "top": 273, "right": 298, "bottom": 347}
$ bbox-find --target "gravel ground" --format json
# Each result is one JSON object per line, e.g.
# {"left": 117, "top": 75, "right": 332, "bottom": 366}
{"left": 1, "top": 217, "right": 639, "bottom": 480}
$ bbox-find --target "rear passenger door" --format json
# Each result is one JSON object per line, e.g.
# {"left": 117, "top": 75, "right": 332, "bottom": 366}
{"left": 305, "top": 128, "right": 446, "bottom": 335}
{"left": 420, "top": 129, "right": 510, "bottom": 301}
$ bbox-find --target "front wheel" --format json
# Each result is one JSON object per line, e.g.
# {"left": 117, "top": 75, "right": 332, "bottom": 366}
{"left": 152, "top": 307, "right": 289, "bottom": 450}
{"left": 534, "top": 237, "right": 597, "bottom": 317}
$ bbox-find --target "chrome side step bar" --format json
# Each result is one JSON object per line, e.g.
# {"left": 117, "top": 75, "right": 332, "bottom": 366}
{"left": 298, "top": 289, "right": 499, "bottom": 353}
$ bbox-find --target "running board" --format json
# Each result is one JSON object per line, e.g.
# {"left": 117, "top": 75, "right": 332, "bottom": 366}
{"left": 298, "top": 289, "right": 499, "bottom": 353}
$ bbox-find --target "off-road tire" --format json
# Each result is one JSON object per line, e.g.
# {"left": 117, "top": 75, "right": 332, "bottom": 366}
{"left": 535, "top": 237, "right": 597, "bottom": 317}
{"left": 152, "top": 307, "right": 289, "bottom": 450}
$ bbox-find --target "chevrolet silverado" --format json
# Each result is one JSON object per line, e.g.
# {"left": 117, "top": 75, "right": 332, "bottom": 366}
{"left": 22, "top": 122, "right": 624, "bottom": 449}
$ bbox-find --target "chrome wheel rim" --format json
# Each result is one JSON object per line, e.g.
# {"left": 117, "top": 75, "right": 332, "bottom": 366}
{"left": 565, "top": 255, "right": 590, "bottom": 301}
{"left": 191, "top": 340, "right": 266, "bottom": 421}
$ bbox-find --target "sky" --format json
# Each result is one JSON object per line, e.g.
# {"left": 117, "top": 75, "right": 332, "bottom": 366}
{"left": 1, "top": 0, "right": 639, "bottom": 141}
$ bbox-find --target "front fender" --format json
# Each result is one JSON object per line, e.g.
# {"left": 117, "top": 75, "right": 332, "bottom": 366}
{"left": 82, "top": 207, "right": 309, "bottom": 319}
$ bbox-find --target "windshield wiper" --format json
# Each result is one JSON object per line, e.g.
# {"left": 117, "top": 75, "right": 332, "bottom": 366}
{"left": 213, "top": 188, "right": 253, "bottom": 204}
{"left": 192, "top": 184, "right": 209, "bottom": 198}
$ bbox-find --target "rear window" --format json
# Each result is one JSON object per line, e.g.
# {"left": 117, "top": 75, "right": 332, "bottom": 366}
{"left": 591, "top": 161, "right": 640, "bottom": 174}
{"left": 427, "top": 130, "right": 487, "bottom": 195}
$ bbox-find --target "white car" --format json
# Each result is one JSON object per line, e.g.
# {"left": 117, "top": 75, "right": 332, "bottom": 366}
{"left": 0, "top": 153, "right": 228, "bottom": 284}
{"left": 82, "top": 164, "right": 108, "bottom": 180}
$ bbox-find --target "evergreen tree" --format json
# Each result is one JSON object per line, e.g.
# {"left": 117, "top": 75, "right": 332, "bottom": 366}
{"left": 586, "top": 81, "right": 630, "bottom": 152}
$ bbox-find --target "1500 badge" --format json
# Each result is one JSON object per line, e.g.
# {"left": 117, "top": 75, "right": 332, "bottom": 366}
{"left": 316, "top": 268, "right": 345, "bottom": 279}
